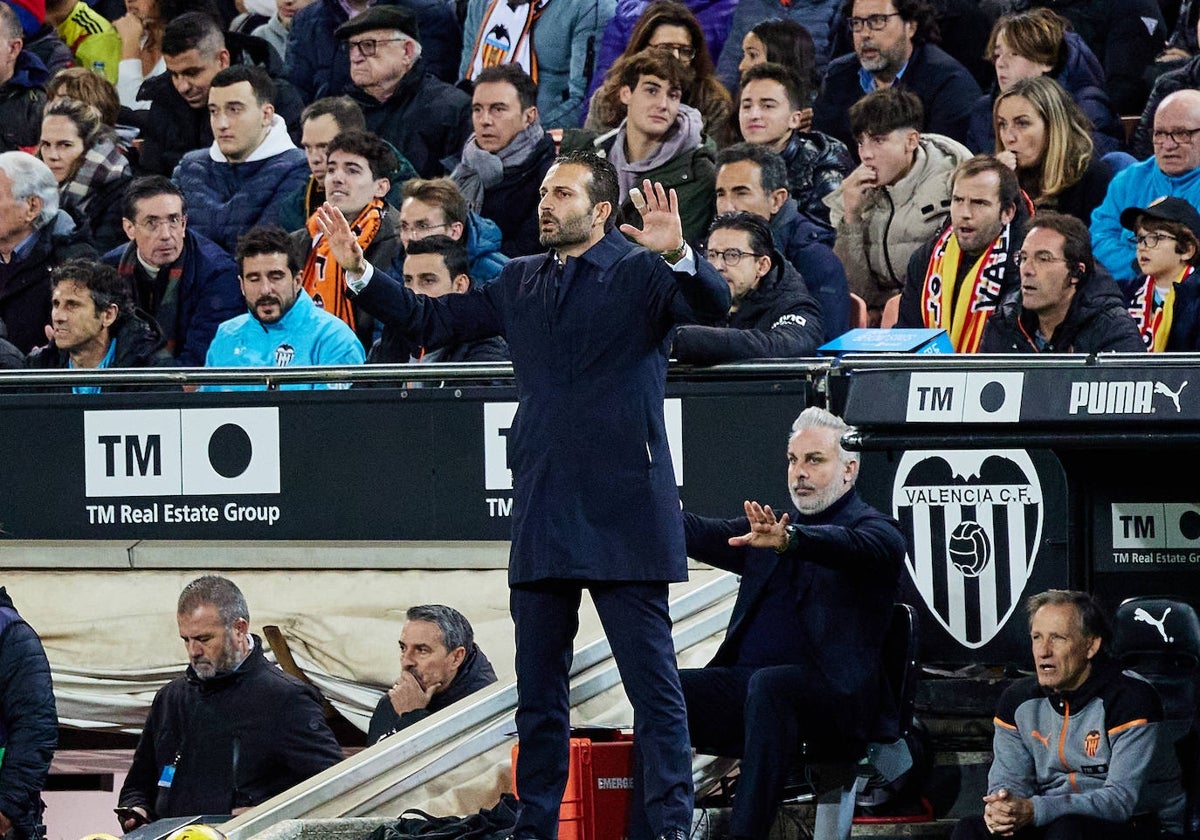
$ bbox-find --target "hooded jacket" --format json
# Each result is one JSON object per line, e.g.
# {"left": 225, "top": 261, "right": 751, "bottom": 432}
{"left": 673, "top": 249, "right": 824, "bottom": 363}
{"left": 771, "top": 197, "right": 850, "bottom": 339}
{"left": 824, "top": 133, "right": 973, "bottom": 312}
{"left": 174, "top": 115, "right": 310, "bottom": 254}
{"left": 978, "top": 267, "right": 1147, "bottom": 353}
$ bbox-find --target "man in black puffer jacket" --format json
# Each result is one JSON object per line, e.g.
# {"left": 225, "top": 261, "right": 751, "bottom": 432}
{"left": 0, "top": 587, "right": 57, "bottom": 840}
{"left": 674, "top": 212, "right": 824, "bottom": 364}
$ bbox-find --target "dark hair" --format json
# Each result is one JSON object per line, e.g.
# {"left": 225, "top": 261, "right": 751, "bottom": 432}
{"left": 402, "top": 177, "right": 467, "bottom": 226}
{"left": 849, "top": 87, "right": 924, "bottom": 137}
{"left": 178, "top": 575, "right": 249, "bottom": 629}
{"left": 404, "top": 234, "right": 471, "bottom": 283}
{"left": 717, "top": 142, "right": 789, "bottom": 194}
{"left": 406, "top": 604, "right": 473, "bottom": 652}
{"left": 952, "top": 155, "right": 1022, "bottom": 214}
{"left": 1023, "top": 210, "right": 1094, "bottom": 283}
{"left": 162, "top": 11, "right": 225, "bottom": 58}
{"left": 236, "top": 226, "right": 300, "bottom": 275}
{"left": 51, "top": 259, "right": 131, "bottom": 318}
{"left": 626, "top": 1, "right": 717, "bottom": 81}
{"left": 326, "top": 129, "right": 399, "bottom": 181}
{"left": 746, "top": 18, "right": 818, "bottom": 96}
{"left": 160, "top": 0, "right": 221, "bottom": 24}
{"left": 1133, "top": 217, "right": 1200, "bottom": 266}
{"left": 210, "top": 64, "right": 276, "bottom": 107}
{"left": 474, "top": 64, "right": 538, "bottom": 111}
{"left": 1026, "top": 589, "right": 1110, "bottom": 643}
{"left": 553, "top": 151, "right": 620, "bottom": 232}
{"left": 616, "top": 47, "right": 694, "bottom": 93}
{"left": 707, "top": 210, "right": 775, "bottom": 258}
{"left": 842, "top": 0, "right": 939, "bottom": 43}
{"left": 45, "top": 68, "right": 120, "bottom": 127}
{"left": 738, "top": 62, "right": 806, "bottom": 112}
{"left": 301, "top": 96, "right": 366, "bottom": 132}
{"left": 123, "top": 175, "right": 187, "bottom": 221}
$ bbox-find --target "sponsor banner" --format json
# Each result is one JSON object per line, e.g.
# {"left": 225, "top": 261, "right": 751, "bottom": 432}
{"left": 1095, "top": 502, "right": 1200, "bottom": 572}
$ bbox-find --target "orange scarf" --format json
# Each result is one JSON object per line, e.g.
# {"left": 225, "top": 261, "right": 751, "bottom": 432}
{"left": 303, "top": 199, "right": 385, "bottom": 332}
{"left": 920, "top": 224, "right": 1010, "bottom": 353}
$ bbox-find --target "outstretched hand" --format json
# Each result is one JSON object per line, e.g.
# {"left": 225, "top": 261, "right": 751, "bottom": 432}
{"left": 618, "top": 179, "right": 685, "bottom": 256}
{"left": 728, "top": 501, "right": 791, "bottom": 550}
{"left": 315, "top": 202, "right": 365, "bottom": 275}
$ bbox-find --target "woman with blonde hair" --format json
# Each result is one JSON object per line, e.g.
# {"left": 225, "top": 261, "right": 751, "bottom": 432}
{"left": 994, "top": 75, "right": 1112, "bottom": 225}
{"left": 39, "top": 98, "right": 132, "bottom": 252}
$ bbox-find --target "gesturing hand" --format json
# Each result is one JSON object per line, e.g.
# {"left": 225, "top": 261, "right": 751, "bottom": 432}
{"left": 619, "top": 179, "right": 685, "bottom": 257}
{"left": 728, "top": 501, "right": 791, "bottom": 550}
{"left": 315, "top": 202, "right": 366, "bottom": 275}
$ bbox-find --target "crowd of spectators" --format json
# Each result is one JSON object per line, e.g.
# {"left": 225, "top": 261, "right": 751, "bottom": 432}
{"left": 3, "top": 0, "right": 1200, "bottom": 381}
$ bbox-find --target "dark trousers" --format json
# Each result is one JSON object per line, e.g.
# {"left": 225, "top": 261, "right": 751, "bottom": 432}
{"left": 952, "top": 814, "right": 1159, "bottom": 840}
{"left": 510, "top": 580, "right": 693, "bottom": 840}
{"left": 680, "top": 664, "right": 851, "bottom": 839}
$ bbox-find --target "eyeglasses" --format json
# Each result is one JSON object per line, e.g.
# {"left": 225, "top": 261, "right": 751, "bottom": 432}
{"left": 1013, "top": 250, "right": 1069, "bottom": 268}
{"left": 700, "top": 247, "right": 765, "bottom": 266}
{"left": 347, "top": 36, "right": 406, "bottom": 58}
{"left": 651, "top": 42, "right": 696, "bottom": 61}
{"left": 1131, "top": 232, "right": 1178, "bottom": 248}
{"left": 399, "top": 221, "right": 449, "bottom": 237}
{"left": 136, "top": 214, "right": 185, "bottom": 233}
{"left": 1151, "top": 127, "right": 1200, "bottom": 146}
{"left": 848, "top": 12, "right": 901, "bottom": 32}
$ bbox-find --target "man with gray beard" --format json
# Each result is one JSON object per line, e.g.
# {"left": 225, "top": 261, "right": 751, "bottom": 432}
{"left": 116, "top": 576, "right": 342, "bottom": 831}
{"left": 662, "top": 407, "right": 905, "bottom": 840}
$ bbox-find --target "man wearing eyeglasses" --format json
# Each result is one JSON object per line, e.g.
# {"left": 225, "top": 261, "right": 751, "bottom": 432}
{"left": 102, "top": 176, "right": 243, "bottom": 367}
{"left": 979, "top": 211, "right": 1144, "bottom": 353}
{"left": 1091, "top": 90, "right": 1200, "bottom": 282}
{"left": 398, "top": 177, "right": 508, "bottom": 287}
{"left": 813, "top": 0, "right": 980, "bottom": 150}
{"left": 337, "top": 6, "right": 470, "bottom": 179}
{"left": 673, "top": 211, "right": 823, "bottom": 363}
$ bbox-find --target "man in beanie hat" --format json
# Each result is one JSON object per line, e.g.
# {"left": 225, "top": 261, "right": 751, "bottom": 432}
{"left": 336, "top": 5, "right": 470, "bottom": 179}
{"left": 1118, "top": 196, "right": 1200, "bottom": 351}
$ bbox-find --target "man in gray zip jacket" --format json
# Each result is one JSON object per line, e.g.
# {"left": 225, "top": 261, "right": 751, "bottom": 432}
{"left": 952, "top": 589, "right": 1184, "bottom": 840}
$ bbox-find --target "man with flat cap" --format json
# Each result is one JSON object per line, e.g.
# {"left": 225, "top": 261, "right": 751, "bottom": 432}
{"left": 338, "top": 6, "right": 471, "bottom": 178}
{"left": 1118, "top": 196, "right": 1200, "bottom": 351}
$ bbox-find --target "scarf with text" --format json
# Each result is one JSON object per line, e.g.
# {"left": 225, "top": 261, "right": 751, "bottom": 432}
{"left": 921, "top": 223, "right": 1010, "bottom": 353}
{"left": 303, "top": 198, "right": 385, "bottom": 332}
{"left": 466, "top": 0, "right": 550, "bottom": 82}
{"left": 1127, "top": 265, "right": 1195, "bottom": 352}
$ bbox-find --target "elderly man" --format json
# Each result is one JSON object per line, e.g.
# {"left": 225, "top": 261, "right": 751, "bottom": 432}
{"left": 0, "top": 587, "right": 56, "bottom": 840}
{"left": 951, "top": 590, "right": 1185, "bottom": 840}
{"left": 674, "top": 212, "right": 824, "bottom": 363}
{"left": 898, "top": 156, "right": 1027, "bottom": 351}
{"left": 316, "top": 151, "right": 729, "bottom": 840}
{"left": 0, "top": 3, "right": 46, "bottom": 154}
{"left": 813, "top": 0, "right": 980, "bottom": 149}
{"left": 659, "top": 407, "right": 904, "bottom": 840}
{"left": 338, "top": 5, "right": 470, "bottom": 179}
{"left": 174, "top": 65, "right": 309, "bottom": 254}
{"left": 367, "top": 604, "right": 498, "bottom": 744}
{"left": 1091, "top": 90, "right": 1200, "bottom": 282}
{"left": 117, "top": 576, "right": 343, "bottom": 830}
{"left": 0, "top": 151, "right": 95, "bottom": 353}
{"left": 980, "top": 212, "right": 1145, "bottom": 353}
{"left": 102, "top": 176, "right": 243, "bottom": 367}
{"left": 451, "top": 64, "right": 556, "bottom": 258}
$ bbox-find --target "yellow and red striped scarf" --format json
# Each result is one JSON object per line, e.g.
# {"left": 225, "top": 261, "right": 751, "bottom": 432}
{"left": 1127, "top": 265, "right": 1195, "bottom": 352}
{"left": 920, "top": 223, "right": 1010, "bottom": 353}
{"left": 302, "top": 199, "right": 385, "bottom": 333}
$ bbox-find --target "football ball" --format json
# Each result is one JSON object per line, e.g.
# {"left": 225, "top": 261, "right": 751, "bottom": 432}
{"left": 948, "top": 521, "right": 991, "bottom": 577}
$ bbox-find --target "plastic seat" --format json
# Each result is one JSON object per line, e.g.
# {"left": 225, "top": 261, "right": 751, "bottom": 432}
{"left": 849, "top": 293, "right": 870, "bottom": 329}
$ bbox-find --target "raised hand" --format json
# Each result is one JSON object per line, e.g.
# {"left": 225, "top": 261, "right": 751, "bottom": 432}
{"left": 619, "top": 179, "right": 685, "bottom": 257}
{"left": 729, "top": 500, "right": 791, "bottom": 550}
{"left": 315, "top": 202, "right": 366, "bottom": 275}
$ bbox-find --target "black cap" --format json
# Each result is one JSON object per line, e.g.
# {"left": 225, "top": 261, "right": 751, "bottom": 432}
{"left": 1120, "top": 196, "right": 1200, "bottom": 242}
{"left": 336, "top": 6, "right": 420, "bottom": 42}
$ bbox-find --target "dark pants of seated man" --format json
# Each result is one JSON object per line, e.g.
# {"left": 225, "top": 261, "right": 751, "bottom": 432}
{"left": 952, "top": 813, "right": 1171, "bottom": 840}
{"left": 677, "top": 664, "right": 854, "bottom": 840}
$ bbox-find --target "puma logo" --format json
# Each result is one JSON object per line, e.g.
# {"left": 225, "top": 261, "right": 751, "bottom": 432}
{"left": 1031, "top": 730, "right": 1050, "bottom": 748}
{"left": 1134, "top": 607, "right": 1174, "bottom": 643}
{"left": 1154, "top": 381, "right": 1187, "bottom": 413}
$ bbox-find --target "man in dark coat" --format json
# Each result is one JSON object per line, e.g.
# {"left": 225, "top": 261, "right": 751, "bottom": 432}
{"left": 813, "top": 0, "right": 981, "bottom": 149}
{"left": 979, "top": 211, "right": 1146, "bottom": 353}
{"left": 0, "top": 587, "right": 57, "bottom": 840}
{"left": 666, "top": 407, "right": 905, "bottom": 840}
{"left": 674, "top": 212, "right": 824, "bottom": 363}
{"left": 367, "top": 604, "right": 498, "bottom": 744}
{"left": 337, "top": 6, "right": 470, "bottom": 179}
{"left": 0, "top": 4, "right": 46, "bottom": 154}
{"left": 315, "top": 151, "right": 730, "bottom": 840}
{"left": 117, "top": 576, "right": 343, "bottom": 831}
{"left": 102, "top": 177, "right": 243, "bottom": 367}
